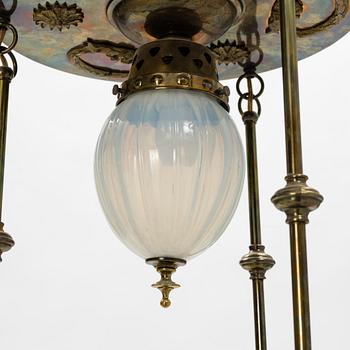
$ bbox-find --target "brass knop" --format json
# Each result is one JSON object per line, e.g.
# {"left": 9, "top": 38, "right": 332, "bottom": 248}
{"left": 240, "top": 245, "right": 275, "bottom": 279}
{"left": 0, "top": 222, "right": 14, "bottom": 261}
{"left": 272, "top": 174, "right": 323, "bottom": 224}
{"left": 146, "top": 257, "right": 186, "bottom": 308}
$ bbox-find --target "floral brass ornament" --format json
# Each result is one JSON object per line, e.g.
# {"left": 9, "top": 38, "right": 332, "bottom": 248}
{"left": 33, "top": 1, "right": 84, "bottom": 31}
{"left": 266, "top": 0, "right": 349, "bottom": 37}
{"left": 209, "top": 40, "right": 250, "bottom": 65}
{"left": 67, "top": 38, "right": 136, "bottom": 79}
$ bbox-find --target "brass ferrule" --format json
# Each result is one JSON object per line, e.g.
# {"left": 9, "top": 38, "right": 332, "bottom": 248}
{"left": 0, "top": 66, "right": 13, "bottom": 81}
{"left": 242, "top": 110, "right": 259, "bottom": 124}
{"left": 117, "top": 38, "right": 230, "bottom": 111}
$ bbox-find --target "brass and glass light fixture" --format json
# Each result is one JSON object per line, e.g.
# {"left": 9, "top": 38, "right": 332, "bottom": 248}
{"left": 94, "top": 4, "right": 246, "bottom": 307}
{"left": 0, "top": 0, "right": 348, "bottom": 349}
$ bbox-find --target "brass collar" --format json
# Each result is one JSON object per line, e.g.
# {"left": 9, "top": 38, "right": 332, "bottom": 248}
{"left": 117, "top": 38, "right": 230, "bottom": 111}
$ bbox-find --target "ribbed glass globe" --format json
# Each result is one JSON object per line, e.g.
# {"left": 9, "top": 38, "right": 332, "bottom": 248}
{"left": 95, "top": 89, "right": 244, "bottom": 260}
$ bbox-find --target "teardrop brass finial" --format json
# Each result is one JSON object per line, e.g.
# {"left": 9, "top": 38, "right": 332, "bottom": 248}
{"left": 146, "top": 257, "right": 186, "bottom": 308}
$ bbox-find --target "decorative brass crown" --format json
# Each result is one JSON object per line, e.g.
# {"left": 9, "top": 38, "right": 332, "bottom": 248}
{"left": 116, "top": 38, "right": 231, "bottom": 111}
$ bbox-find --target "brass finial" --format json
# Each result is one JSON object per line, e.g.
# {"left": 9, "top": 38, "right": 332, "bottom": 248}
{"left": 146, "top": 257, "right": 186, "bottom": 308}
{"left": 0, "top": 222, "right": 14, "bottom": 262}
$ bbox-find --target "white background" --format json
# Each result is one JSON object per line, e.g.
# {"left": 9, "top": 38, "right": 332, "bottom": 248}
{"left": 0, "top": 32, "right": 349, "bottom": 350}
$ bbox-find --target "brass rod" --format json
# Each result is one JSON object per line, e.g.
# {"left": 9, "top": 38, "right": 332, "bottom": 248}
{"left": 278, "top": 1, "right": 314, "bottom": 349}
{"left": 252, "top": 278, "right": 267, "bottom": 350}
{"left": 247, "top": 78, "right": 253, "bottom": 112}
{"left": 279, "top": 0, "right": 303, "bottom": 175}
{"left": 289, "top": 222, "right": 311, "bottom": 350}
{"left": 240, "top": 112, "right": 274, "bottom": 350}
{"left": 239, "top": 65, "right": 274, "bottom": 350}
{"left": 0, "top": 4, "right": 17, "bottom": 260}
{"left": 245, "top": 118, "right": 267, "bottom": 350}
{"left": 245, "top": 119, "right": 261, "bottom": 246}
{"left": 0, "top": 68, "right": 12, "bottom": 220}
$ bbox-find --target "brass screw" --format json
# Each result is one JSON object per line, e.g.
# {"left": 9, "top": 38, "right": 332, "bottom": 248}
{"left": 216, "top": 86, "right": 231, "bottom": 98}
{"left": 202, "top": 79, "right": 213, "bottom": 90}
{"left": 112, "top": 85, "right": 119, "bottom": 95}
{"left": 134, "top": 79, "right": 143, "bottom": 88}
{"left": 151, "top": 75, "right": 163, "bottom": 85}
{"left": 177, "top": 74, "right": 190, "bottom": 86}
{"left": 223, "top": 86, "right": 231, "bottom": 96}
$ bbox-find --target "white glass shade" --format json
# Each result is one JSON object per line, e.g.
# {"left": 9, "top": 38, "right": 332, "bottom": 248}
{"left": 95, "top": 89, "right": 244, "bottom": 260}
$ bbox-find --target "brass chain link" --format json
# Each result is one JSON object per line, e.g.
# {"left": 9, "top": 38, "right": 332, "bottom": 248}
{"left": 236, "top": 31, "right": 264, "bottom": 120}
{"left": 0, "top": 0, "right": 18, "bottom": 77}
{"left": 0, "top": 22, "right": 18, "bottom": 77}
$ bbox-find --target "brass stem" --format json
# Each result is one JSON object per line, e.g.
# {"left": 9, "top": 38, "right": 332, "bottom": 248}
{"left": 236, "top": 18, "right": 274, "bottom": 350}
{"left": 247, "top": 117, "right": 270, "bottom": 350}
{"left": 240, "top": 107, "right": 274, "bottom": 350}
{"left": 0, "top": 2, "right": 18, "bottom": 259}
{"left": 252, "top": 278, "right": 267, "bottom": 350}
{"left": 0, "top": 67, "right": 12, "bottom": 219}
{"left": 289, "top": 222, "right": 311, "bottom": 349}
{"left": 245, "top": 117, "right": 261, "bottom": 246}
{"left": 0, "top": 66, "right": 15, "bottom": 259}
{"left": 279, "top": 0, "right": 303, "bottom": 175}
{"left": 243, "top": 115, "right": 273, "bottom": 350}
{"left": 278, "top": 1, "right": 319, "bottom": 349}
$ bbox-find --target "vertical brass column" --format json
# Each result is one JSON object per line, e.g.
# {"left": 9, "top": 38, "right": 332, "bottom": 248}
{"left": 238, "top": 69, "right": 275, "bottom": 350}
{"left": 0, "top": 64, "right": 15, "bottom": 260}
{"left": 271, "top": 1, "right": 323, "bottom": 350}
{"left": 0, "top": 1, "right": 18, "bottom": 261}
{"left": 236, "top": 4, "right": 275, "bottom": 348}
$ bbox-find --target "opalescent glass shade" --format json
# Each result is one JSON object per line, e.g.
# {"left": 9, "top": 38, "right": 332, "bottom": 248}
{"left": 95, "top": 90, "right": 245, "bottom": 260}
